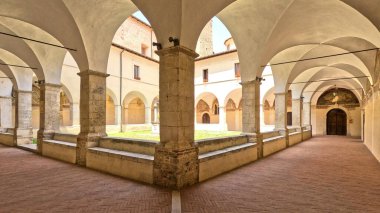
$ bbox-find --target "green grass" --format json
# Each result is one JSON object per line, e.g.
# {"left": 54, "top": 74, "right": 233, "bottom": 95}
{"left": 32, "top": 138, "right": 37, "bottom": 144}
{"left": 108, "top": 130, "right": 241, "bottom": 142}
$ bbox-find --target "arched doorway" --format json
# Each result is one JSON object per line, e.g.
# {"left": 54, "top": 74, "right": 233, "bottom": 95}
{"left": 202, "top": 113, "right": 210, "bottom": 124}
{"left": 327, "top": 109, "right": 347, "bottom": 135}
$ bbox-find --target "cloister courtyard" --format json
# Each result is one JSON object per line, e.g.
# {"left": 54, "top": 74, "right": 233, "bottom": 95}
{"left": 1, "top": 0, "right": 380, "bottom": 212}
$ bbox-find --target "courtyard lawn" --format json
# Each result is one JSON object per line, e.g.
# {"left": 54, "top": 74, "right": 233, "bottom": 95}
{"left": 108, "top": 130, "right": 241, "bottom": 142}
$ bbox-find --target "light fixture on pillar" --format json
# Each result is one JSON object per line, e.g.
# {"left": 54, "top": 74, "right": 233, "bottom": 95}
{"left": 168, "top": 37, "right": 180, "bottom": 46}
{"left": 153, "top": 42, "right": 162, "bottom": 50}
{"left": 34, "top": 80, "right": 45, "bottom": 85}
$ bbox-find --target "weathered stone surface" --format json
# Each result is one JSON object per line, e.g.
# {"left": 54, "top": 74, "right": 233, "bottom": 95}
{"left": 274, "top": 92, "right": 289, "bottom": 147}
{"left": 292, "top": 98, "right": 302, "bottom": 127}
{"left": 303, "top": 102, "right": 311, "bottom": 126}
{"left": 76, "top": 70, "right": 108, "bottom": 166}
{"left": 241, "top": 80, "right": 263, "bottom": 158}
{"left": 0, "top": 96, "right": 13, "bottom": 132}
{"left": 37, "top": 83, "right": 61, "bottom": 153}
{"left": 15, "top": 91, "right": 33, "bottom": 145}
{"left": 153, "top": 46, "right": 199, "bottom": 188}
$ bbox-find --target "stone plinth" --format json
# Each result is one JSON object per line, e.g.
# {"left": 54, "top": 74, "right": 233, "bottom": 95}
{"left": 37, "top": 83, "right": 61, "bottom": 153}
{"left": 153, "top": 46, "right": 199, "bottom": 189}
{"left": 15, "top": 90, "right": 33, "bottom": 145}
{"left": 76, "top": 70, "right": 108, "bottom": 166}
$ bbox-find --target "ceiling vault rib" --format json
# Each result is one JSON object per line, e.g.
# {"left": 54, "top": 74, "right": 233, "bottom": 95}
{"left": 0, "top": 31, "right": 77, "bottom": 51}
{"left": 263, "top": 48, "right": 379, "bottom": 67}
{"left": 0, "top": 62, "right": 37, "bottom": 70}
{"left": 290, "top": 76, "right": 369, "bottom": 84}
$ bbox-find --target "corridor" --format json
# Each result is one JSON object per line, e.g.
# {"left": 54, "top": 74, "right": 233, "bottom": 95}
{"left": 0, "top": 136, "right": 379, "bottom": 212}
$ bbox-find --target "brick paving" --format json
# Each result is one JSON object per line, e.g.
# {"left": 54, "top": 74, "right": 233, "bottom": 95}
{"left": 182, "top": 136, "right": 380, "bottom": 213}
{"left": 0, "top": 144, "right": 171, "bottom": 213}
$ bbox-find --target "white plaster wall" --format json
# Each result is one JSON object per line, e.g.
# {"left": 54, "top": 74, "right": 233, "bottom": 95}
{"left": 311, "top": 106, "right": 361, "bottom": 137}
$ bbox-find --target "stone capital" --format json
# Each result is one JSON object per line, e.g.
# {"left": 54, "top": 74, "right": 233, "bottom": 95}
{"left": 155, "top": 45, "right": 199, "bottom": 58}
{"left": 39, "top": 82, "right": 62, "bottom": 89}
{"left": 16, "top": 90, "right": 33, "bottom": 94}
{"left": 274, "top": 92, "right": 287, "bottom": 96}
{"left": 77, "top": 70, "right": 110, "bottom": 78}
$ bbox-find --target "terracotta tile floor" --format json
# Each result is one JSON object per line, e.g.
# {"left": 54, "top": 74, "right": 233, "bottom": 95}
{"left": 182, "top": 136, "right": 380, "bottom": 212}
{"left": 1, "top": 136, "right": 379, "bottom": 212}
{"left": 0, "top": 145, "right": 171, "bottom": 213}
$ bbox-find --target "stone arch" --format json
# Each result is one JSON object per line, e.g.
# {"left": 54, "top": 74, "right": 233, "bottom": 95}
{"left": 122, "top": 91, "right": 148, "bottom": 125}
{"left": 196, "top": 92, "right": 219, "bottom": 124}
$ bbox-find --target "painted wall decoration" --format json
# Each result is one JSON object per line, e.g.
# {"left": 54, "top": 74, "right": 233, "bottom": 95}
{"left": 317, "top": 88, "right": 359, "bottom": 106}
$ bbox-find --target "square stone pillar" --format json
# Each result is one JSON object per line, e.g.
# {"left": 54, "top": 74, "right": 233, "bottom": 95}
{"left": 72, "top": 103, "right": 80, "bottom": 126}
{"left": 274, "top": 92, "right": 289, "bottom": 146}
{"left": 241, "top": 80, "right": 263, "bottom": 158}
{"left": 37, "top": 83, "right": 61, "bottom": 153}
{"left": 292, "top": 98, "right": 303, "bottom": 130}
{"left": 14, "top": 90, "right": 33, "bottom": 145}
{"left": 154, "top": 46, "right": 199, "bottom": 189}
{"left": 0, "top": 96, "right": 13, "bottom": 132}
{"left": 76, "top": 70, "right": 109, "bottom": 166}
{"left": 302, "top": 102, "right": 311, "bottom": 128}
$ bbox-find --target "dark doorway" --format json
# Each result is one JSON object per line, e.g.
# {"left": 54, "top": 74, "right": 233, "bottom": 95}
{"left": 327, "top": 109, "right": 347, "bottom": 135}
{"left": 287, "top": 112, "right": 292, "bottom": 126}
{"left": 202, "top": 113, "right": 210, "bottom": 124}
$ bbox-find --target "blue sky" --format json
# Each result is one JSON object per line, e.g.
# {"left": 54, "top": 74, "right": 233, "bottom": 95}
{"left": 133, "top": 11, "right": 231, "bottom": 53}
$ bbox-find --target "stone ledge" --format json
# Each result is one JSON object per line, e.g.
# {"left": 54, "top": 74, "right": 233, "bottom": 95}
{"left": 199, "top": 143, "right": 256, "bottom": 162}
{"left": 197, "top": 136, "right": 248, "bottom": 154}
{"left": 44, "top": 140, "right": 77, "bottom": 148}
{"left": 289, "top": 132, "right": 302, "bottom": 136}
{"left": 88, "top": 147, "right": 154, "bottom": 163}
{"left": 263, "top": 135, "right": 285, "bottom": 143}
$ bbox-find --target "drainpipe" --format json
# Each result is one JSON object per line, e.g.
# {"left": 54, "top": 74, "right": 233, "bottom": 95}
{"left": 120, "top": 49, "right": 125, "bottom": 132}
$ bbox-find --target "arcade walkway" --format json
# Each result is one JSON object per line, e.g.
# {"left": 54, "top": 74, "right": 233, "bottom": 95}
{"left": 1, "top": 136, "right": 379, "bottom": 212}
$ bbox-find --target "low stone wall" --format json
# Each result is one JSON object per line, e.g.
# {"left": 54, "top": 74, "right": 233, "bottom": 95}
{"left": 262, "top": 131, "right": 281, "bottom": 139}
{"left": 289, "top": 132, "right": 303, "bottom": 146}
{"left": 303, "top": 130, "right": 312, "bottom": 140}
{"left": 0, "top": 133, "right": 14, "bottom": 146}
{"left": 199, "top": 143, "right": 257, "bottom": 182}
{"left": 263, "top": 136, "right": 286, "bottom": 157}
{"left": 87, "top": 148, "right": 154, "bottom": 184}
{"left": 99, "top": 137, "right": 156, "bottom": 155}
{"left": 42, "top": 140, "right": 77, "bottom": 163}
{"left": 42, "top": 133, "right": 77, "bottom": 164}
{"left": 197, "top": 136, "right": 248, "bottom": 154}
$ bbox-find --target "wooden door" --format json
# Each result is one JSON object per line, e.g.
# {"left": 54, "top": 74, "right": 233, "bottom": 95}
{"left": 327, "top": 109, "right": 347, "bottom": 135}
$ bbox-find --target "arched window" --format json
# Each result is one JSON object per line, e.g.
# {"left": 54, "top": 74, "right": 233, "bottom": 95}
{"left": 202, "top": 113, "right": 210, "bottom": 124}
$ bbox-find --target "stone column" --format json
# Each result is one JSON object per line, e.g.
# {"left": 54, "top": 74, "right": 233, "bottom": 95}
{"left": 115, "top": 104, "right": 122, "bottom": 125}
{"left": 259, "top": 104, "right": 265, "bottom": 129}
{"left": 76, "top": 70, "right": 109, "bottom": 166}
{"left": 274, "top": 92, "right": 289, "bottom": 146}
{"left": 14, "top": 90, "right": 33, "bottom": 145}
{"left": 0, "top": 96, "right": 13, "bottom": 132}
{"left": 145, "top": 107, "right": 151, "bottom": 124}
{"left": 154, "top": 46, "right": 199, "bottom": 189}
{"left": 302, "top": 102, "right": 311, "bottom": 128}
{"left": 72, "top": 103, "right": 80, "bottom": 126}
{"left": 219, "top": 106, "right": 227, "bottom": 131}
{"left": 37, "top": 83, "right": 61, "bottom": 153}
{"left": 292, "top": 98, "right": 302, "bottom": 130}
{"left": 241, "top": 79, "right": 263, "bottom": 158}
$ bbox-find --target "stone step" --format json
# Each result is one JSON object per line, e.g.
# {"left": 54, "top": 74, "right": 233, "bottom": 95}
{"left": 53, "top": 133, "right": 78, "bottom": 143}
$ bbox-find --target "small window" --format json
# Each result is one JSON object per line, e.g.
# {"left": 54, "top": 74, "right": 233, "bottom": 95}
{"left": 234, "top": 63, "right": 240, "bottom": 78}
{"left": 203, "top": 69, "right": 208, "bottom": 82}
{"left": 141, "top": 44, "right": 148, "bottom": 56}
{"left": 213, "top": 103, "right": 219, "bottom": 115}
{"left": 134, "top": 65, "right": 140, "bottom": 80}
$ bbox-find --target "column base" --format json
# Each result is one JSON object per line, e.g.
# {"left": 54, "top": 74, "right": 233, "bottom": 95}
{"left": 37, "top": 129, "right": 55, "bottom": 154}
{"left": 76, "top": 132, "right": 106, "bottom": 166}
{"left": 14, "top": 128, "right": 33, "bottom": 146}
{"left": 241, "top": 132, "right": 263, "bottom": 159}
{"left": 276, "top": 128, "right": 289, "bottom": 147}
{"left": 153, "top": 145, "right": 199, "bottom": 189}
